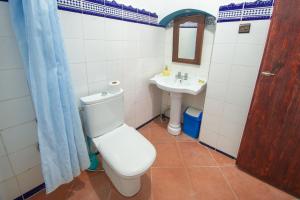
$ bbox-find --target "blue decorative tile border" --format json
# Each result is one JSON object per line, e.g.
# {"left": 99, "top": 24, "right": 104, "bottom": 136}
{"left": 218, "top": 0, "right": 274, "bottom": 23}
{"left": 57, "top": 0, "right": 160, "bottom": 27}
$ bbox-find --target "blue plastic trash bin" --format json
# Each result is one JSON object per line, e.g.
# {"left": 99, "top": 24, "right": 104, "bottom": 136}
{"left": 183, "top": 107, "right": 203, "bottom": 138}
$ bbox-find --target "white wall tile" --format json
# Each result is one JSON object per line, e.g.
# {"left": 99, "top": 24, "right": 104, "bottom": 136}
{"left": 123, "top": 22, "right": 140, "bottom": 41}
{"left": 135, "top": 99, "right": 149, "bottom": 127}
{"left": 201, "top": 19, "right": 270, "bottom": 156}
{"left": 206, "top": 82, "right": 227, "bottom": 101}
{"left": 217, "top": 135, "right": 241, "bottom": 157}
{"left": 0, "top": 177, "right": 21, "bottom": 200}
{"left": 211, "top": 43, "right": 236, "bottom": 64}
{"left": 17, "top": 164, "right": 44, "bottom": 194}
{"left": 208, "top": 63, "right": 231, "bottom": 84}
{"left": 229, "top": 64, "right": 259, "bottom": 87}
{"left": 84, "top": 40, "right": 105, "bottom": 62}
{"left": 0, "top": 69, "right": 30, "bottom": 101}
{"left": 225, "top": 84, "right": 254, "bottom": 107}
{"left": 222, "top": 103, "right": 249, "bottom": 125}
{"left": 83, "top": 15, "right": 104, "bottom": 40}
{"left": 104, "top": 41, "right": 123, "bottom": 61}
{"left": 201, "top": 112, "right": 222, "bottom": 134}
{"left": 69, "top": 63, "right": 88, "bottom": 86}
{"left": 233, "top": 44, "right": 265, "bottom": 67}
{"left": 0, "top": 137, "right": 6, "bottom": 157}
{"left": 105, "top": 60, "right": 123, "bottom": 83}
{"left": 9, "top": 145, "right": 40, "bottom": 175}
{"left": 64, "top": 39, "right": 85, "bottom": 63}
{"left": 88, "top": 80, "right": 108, "bottom": 95}
{"left": 1, "top": 121, "right": 38, "bottom": 154}
{"left": 199, "top": 125, "right": 218, "bottom": 147}
{"left": 123, "top": 41, "right": 139, "bottom": 59}
{"left": 203, "top": 97, "right": 224, "bottom": 117}
{"left": 122, "top": 59, "right": 138, "bottom": 92}
{"left": 0, "top": 4, "right": 13, "bottom": 37}
{"left": 214, "top": 22, "right": 239, "bottom": 44}
{"left": 0, "top": 97, "right": 35, "bottom": 130}
{"left": 237, "top": 20, "right": 271, "bottom": 45}
{"left": 219, "top": 118, "right": 245, "bottom": 141}
{"left": 0, "top": 155, "right": 14, "bottom": 182}
{"left": 73, "top": 84, "right": 89, "bottom": 106}
{"left": 58, "top": 11, "right": 83, "bottom": 39}
{"left": 124, "top": 90, "right": 136, "bottom": 124}
{"left": 86, "top": 61, "right": 107, "bottom": 83}
{"left": 0, "top": 38, "right": 23, "bottom": 69}
{"left": 104, "top": 19, "right": 125, "bottom": 41}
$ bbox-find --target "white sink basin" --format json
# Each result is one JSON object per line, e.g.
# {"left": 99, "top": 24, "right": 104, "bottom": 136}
{"left": 150, "top": 74, "right": 206, "bottom": 95}
{"left": 150, "top": 73, "right": 207, "bottom": 136}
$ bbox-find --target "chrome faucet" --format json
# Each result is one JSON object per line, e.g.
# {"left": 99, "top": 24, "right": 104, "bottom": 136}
{"left": 183, "top": 73, "right": 188, "bottom": 80}
{"left": 175, "top": 72, "right": 188, "bottom": 80}
{"left": 175, "top": 71, "right": 182, "bottom": 79}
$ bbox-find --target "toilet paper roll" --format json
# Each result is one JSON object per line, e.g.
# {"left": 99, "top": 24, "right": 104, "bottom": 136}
{"left": 108, "top": 80, "right": 121, "bottom": 94}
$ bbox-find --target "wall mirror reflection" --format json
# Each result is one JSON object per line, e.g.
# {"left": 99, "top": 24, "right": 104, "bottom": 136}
{"left": 172, "top": 15, "right": 205, "bottom": 65}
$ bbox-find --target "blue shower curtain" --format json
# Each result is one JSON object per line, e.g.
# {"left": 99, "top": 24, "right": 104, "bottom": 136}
{"left": 9, "top": 0, "right": 90, "bottom": 193}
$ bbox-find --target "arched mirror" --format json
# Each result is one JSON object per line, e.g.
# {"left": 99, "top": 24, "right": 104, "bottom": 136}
{"left": 172, "top": 15, "right": 205, "bottom": 65}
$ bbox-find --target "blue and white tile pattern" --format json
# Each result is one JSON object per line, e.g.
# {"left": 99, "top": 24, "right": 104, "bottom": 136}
{"left": 57, "top": 0, "right": 159, "bottom": 26}
{"left": 218, "top": 0, "right": 274, "bottom": 23}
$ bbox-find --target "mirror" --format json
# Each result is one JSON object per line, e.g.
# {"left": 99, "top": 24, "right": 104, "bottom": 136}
{"left": 172, "top": 15, "right": 205, "bottom": 65}
{"left": 178, "top": 22, "right": 198, "bottom": 59}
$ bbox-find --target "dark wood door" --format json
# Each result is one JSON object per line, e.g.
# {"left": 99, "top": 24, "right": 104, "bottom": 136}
{"left": 236, "top": 0, "right": 300, "bottom": 198}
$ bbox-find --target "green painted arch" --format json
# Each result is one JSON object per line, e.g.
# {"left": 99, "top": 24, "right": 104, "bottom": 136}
{"left": 159, "top": 9, "right": 216, "bottom": 27}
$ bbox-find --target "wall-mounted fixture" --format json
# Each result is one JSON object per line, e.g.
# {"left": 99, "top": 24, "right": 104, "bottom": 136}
{"left": 172, "top": 15, "right": 205, "bottom": 65}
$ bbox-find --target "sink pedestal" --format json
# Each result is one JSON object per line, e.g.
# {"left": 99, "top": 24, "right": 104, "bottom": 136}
{"left": 167, "top": 92, "right": 182, "bottom": 136}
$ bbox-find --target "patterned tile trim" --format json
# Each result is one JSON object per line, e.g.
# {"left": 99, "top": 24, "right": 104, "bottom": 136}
{"left": 57, "top": 0, "right": 160, "bottom": 27}
{"left": 218, "top": 0, "right": 274, "bottom": 23}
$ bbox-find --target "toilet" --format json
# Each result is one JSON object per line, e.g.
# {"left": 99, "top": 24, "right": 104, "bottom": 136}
{"left": 80, "top": 89, "right": 156, "bottom": 197}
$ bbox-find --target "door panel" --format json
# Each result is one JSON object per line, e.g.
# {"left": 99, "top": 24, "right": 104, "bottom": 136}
{"left": 236, "top": 0, "right": 300, "bottom": 197}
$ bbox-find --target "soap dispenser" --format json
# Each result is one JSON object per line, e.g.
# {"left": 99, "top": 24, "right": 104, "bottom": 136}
{"left": 162, "top": 65, "right": 171, "bottom": 76}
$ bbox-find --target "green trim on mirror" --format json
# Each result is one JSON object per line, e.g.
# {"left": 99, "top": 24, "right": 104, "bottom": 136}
{"left": 159, "top": 9, "right": 216, "bottom": 27}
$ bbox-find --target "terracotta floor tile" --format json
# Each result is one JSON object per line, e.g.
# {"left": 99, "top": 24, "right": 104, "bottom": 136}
{"left": 148, "top": 123, "right": 176, "bottom": 144}
{"left": 209, "top": 149, "right": 236, "bottom": 167}
{"left": 221, "top": 166, "right": 295, "bottom": 200}
{"left": 178, "top": 142, "right": 217, "bottom": 167}
{"left": 151, "top": 118, "right": 168, "bottom": 129}
{"left": 67, "top": 171, "right": 111, "bottom": 200}
{"left": 109, "top": 170, "right": 152, "bottom": 200}
{"left": 153, "top": 143, "right": 184, "bottom": 168}
{"left": 28, "top": 181, "right": 74, "bottom": 200}
{"left": 188, "top": 167, "right": 236, "bottom": 200}
{"left": 138, "top": 126, "right": 152, "bottom": 142}
{"left": 29, "top": 120, "right": 295, "bottom": 200}
{"left": 152, "top": 168, "right": 195, "bottom": 200}
{"left": 175, "top": 132, "right": 197, "bottom": 142}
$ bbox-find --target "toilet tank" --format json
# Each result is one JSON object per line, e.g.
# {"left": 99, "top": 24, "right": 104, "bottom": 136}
{"left": 80, "top": 90, "right": 124, "bottom": 138}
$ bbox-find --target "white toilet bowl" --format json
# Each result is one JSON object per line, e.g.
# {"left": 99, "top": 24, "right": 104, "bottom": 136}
{"left": 92, "top": 124, "right": 156, "bottom": 197}
{"left": 80, "top": 89, "right": 156, "bottom": 196}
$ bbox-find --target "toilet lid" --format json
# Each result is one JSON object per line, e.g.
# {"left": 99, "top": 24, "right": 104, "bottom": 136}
{"left": 92, "top": 124, "right": 156, "bottom": 177}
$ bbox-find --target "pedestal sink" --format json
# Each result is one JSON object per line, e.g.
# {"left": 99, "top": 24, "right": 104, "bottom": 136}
{"left": 150, "top": 73, "right": 207, "bottom": 135}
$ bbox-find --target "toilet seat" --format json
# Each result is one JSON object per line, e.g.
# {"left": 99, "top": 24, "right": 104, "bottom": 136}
{"left": 92, "top": 124, "right": 156, "bottom": 178}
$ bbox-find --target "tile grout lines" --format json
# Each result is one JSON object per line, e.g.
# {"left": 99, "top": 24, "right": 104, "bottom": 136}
{"left": 175, "top": 140, "right": 198, "bottom": 198}
{"left": 207, "top": 147, "right": 239, "bottom": 200}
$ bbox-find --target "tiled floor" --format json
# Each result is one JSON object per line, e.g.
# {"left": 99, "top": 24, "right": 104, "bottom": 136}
{"left": 29, "top": 118, "right": 295, "bottom": 200}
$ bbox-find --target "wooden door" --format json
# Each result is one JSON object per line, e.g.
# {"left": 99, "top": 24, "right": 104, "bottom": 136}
{"left": 236, "top": 0, "right": 300, "bottom": 197}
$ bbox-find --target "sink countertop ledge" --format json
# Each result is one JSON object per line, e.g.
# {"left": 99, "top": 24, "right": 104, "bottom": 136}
{"left": 150, "top": 73, "right": 207, "bottom": 95}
